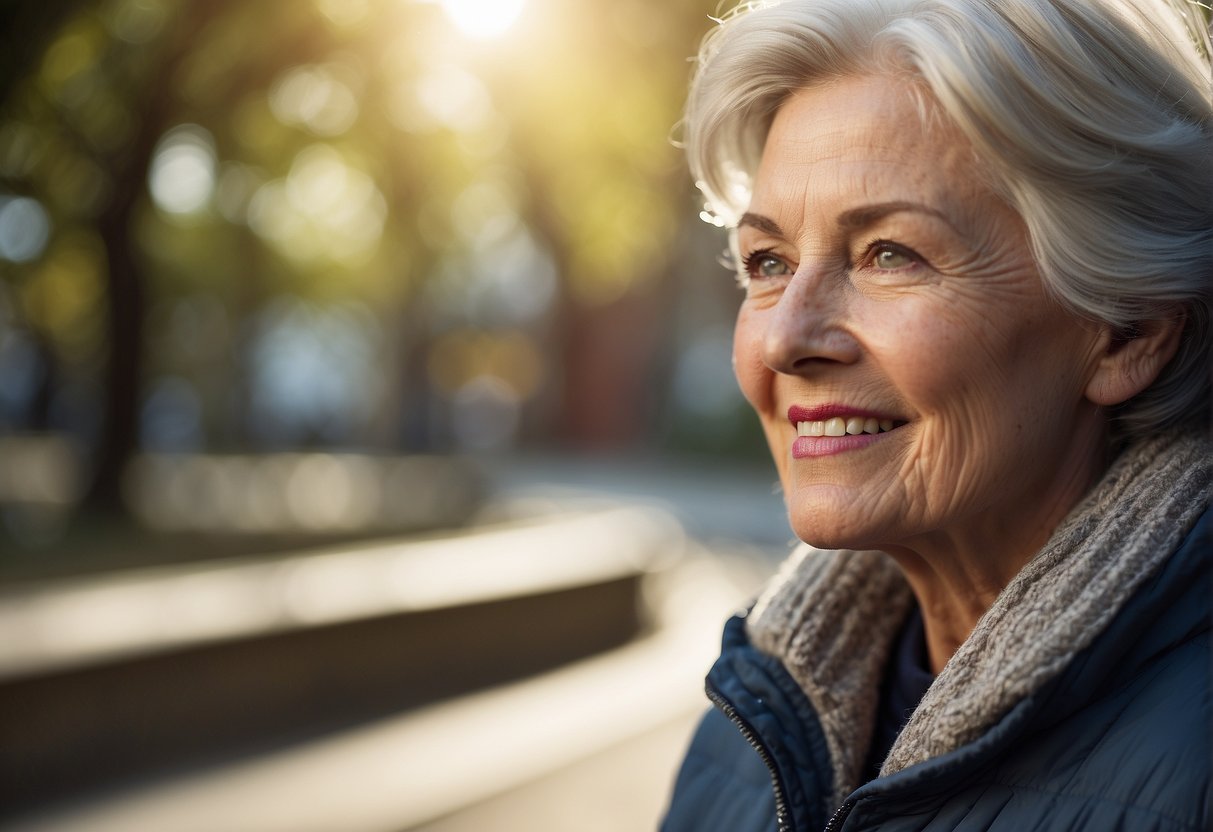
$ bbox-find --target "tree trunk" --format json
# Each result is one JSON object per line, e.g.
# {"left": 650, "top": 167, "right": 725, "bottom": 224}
{"left": 82, "top": 3, "right": 224, "bottom": 512}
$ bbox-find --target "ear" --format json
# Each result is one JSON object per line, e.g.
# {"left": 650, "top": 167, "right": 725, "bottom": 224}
{"left": 1084, "top": 312, "right": 1185, "bottom": 407}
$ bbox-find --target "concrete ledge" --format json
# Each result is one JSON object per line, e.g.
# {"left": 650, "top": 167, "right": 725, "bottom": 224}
{"left": 0, "top": 506, "right": 682, "bottom": 679}
{"left": 4, "top": 550, "right": 753, "bottom": 832}
{"left": 0, "top": 507, "right": 686, "bottom": 819}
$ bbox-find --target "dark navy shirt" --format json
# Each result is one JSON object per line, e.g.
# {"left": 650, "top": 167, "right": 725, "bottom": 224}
{"left": 864, "top": 604, "right": 935, "bottom": 782}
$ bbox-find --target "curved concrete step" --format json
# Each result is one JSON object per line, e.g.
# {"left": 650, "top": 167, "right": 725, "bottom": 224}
{"left": 3, "top": 546, "right": 761, "bottom": 832}
{"left": 0, "top": 507, "right": 686, "bottom": 819}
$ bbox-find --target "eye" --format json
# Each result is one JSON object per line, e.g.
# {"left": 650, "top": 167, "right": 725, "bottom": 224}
{"left": 866, "top": 241, "right": 918, "bottom": 271}
{"left": 741, "top": 248, "right": 792, "bottom": 280}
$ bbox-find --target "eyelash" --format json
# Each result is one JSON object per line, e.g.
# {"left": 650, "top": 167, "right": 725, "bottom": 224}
{"left": 861, "top": 239, "right": 921, "bottom": 269}
{"left": 739, "top": 247, "right": 781, "bottom": 279}
{"left": 736, "top": 240, "right": 923, "bottom": 284}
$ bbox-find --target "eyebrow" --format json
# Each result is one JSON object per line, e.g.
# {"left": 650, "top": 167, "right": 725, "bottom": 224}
{"left": 737, "top": 212, "right": 785, "bottom": 237}
{"left": 738, "top": 201, "right": 955, "bottom": 237}
{"left": 837, "top": 201, "right": 954, "bottom": 231}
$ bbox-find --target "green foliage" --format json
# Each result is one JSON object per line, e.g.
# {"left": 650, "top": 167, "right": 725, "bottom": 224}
{"left": 0, "top": 0, "right": 732, "bottom": 469}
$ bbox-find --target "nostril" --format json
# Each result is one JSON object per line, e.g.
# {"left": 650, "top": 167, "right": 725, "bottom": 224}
{"left": 791, "top": 355, "right": 846, "bottom": 370}
{"left": 757, "top": 297, "right": 862, "bottom": 373}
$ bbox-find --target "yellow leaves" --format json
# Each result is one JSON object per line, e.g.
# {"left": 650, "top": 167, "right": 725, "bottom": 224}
{"left": 463, "top": 0, "right": 694, "bottom": 308}
{"left": 11, "top": 0, "right": 715, "bottom": 323}
{"left": 561, "top": 175, "right": 677, "bottom": 307}
{"left": 20, "top": 230, "right": 107, "bottom": 359}
{"left": 246, "top": 143, "right": 388, "bottom": 270}
{"left": 40, "top": 22, "right": 104, "bottom": 93}
{"left": 428, "top": 328, "right": 545, "bottom": 399}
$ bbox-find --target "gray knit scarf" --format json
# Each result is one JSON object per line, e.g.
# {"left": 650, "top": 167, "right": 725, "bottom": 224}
{"left": 745, "top": 429, "right": 1212, "bottom": 807}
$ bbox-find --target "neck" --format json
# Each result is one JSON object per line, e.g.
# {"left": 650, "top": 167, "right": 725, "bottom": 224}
{"left": 883, "top": 422, "right": 1110, "bottom": 674}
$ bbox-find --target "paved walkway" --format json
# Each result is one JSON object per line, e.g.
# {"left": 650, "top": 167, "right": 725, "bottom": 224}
{"left": 412, "top": 710, "right": 703, "bottom": 832}
{"left": 478, "top": 452, "right": 793, "bottom": 550}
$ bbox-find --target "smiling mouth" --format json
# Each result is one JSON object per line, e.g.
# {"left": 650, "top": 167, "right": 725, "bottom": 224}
{"left": 795, "top": 416, "right": 906, "bottom": 437}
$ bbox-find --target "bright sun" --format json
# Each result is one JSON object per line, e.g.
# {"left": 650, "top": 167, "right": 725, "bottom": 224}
{"left": 437, "top": 0, "right": 527, "bottom": 39}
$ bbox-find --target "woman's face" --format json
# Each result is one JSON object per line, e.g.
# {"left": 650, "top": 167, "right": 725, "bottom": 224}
{"left": 734, "top": 75, "right": 1109, "bottom": 553}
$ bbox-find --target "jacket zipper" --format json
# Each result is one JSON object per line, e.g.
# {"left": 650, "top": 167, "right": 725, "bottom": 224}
{"left": 705, "top": 682, "right": 793, "bottom": 832}
{"left": 705, "top": 680, "right": 861, "bottom": 831}
{"left": 822, "top": 798, "right": 856, "bottom": 832}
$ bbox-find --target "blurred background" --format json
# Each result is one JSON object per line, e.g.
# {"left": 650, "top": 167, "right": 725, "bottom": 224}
{"left": 0, "top": 0, "right": 793, "bottom": 829}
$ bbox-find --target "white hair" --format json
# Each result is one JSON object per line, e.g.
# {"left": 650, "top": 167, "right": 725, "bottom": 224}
{"left": 684, "top": 0, "right": 1212, "bottom": 436}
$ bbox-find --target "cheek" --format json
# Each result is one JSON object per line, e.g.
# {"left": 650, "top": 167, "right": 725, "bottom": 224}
{"left": 732, "top": 309, "right": 771, "bottom": 410}
{"left": 863, "top": 301, "right": 1027, "bottom": 483}
{"left": 863, "top": 298, "right": 1017, "bottom": 407}
{"left": 881, "top": 301, "right": 1088, "bottom": 477}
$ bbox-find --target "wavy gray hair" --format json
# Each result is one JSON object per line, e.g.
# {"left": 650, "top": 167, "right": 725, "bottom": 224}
{"left": 684, "top": 0, "right": 1212, "bottom": 436}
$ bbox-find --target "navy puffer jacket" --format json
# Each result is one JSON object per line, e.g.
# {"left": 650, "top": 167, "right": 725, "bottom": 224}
{"left": 662, "top": 505, "right": 1210, "bottom": 831}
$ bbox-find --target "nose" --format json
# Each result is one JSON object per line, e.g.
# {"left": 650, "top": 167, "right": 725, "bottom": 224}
{"left": 761, "top": 267, "right": 861, "bottom": 374}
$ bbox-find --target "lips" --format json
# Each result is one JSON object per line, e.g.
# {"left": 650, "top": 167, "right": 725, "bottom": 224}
{"left": 797, "top": 416, "right": 897, "bottom": 436}
{"left": 787, "top": 404, "right": 908, "bottom": 458}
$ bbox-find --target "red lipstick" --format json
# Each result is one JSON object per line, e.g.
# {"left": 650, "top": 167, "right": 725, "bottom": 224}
{"left": 787, "top": 404, "right": 893, "bottom": 425}
{"left": 787, "top": 404, "right": 906, "bottom": 459}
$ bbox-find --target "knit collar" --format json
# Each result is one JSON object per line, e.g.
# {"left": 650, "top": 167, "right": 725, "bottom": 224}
{"left": 745, "top": 429, "right": 1212, "bottom": 806}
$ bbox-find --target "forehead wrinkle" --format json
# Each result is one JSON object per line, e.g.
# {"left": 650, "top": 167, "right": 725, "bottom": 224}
{"left": 755, "top": 150, "right": 974, "bottom": 239}
{"left": 753, "top": 91, "right": 983, "bottom": 244}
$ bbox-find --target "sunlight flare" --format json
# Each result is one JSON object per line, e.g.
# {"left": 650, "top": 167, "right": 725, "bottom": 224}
{"left": 437, "top": 0, "right": 525, "bottom": 39}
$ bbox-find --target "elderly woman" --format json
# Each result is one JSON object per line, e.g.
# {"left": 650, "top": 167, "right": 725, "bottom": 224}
{"left": 660, "top": 0, "right": 1211, "bottom": 830}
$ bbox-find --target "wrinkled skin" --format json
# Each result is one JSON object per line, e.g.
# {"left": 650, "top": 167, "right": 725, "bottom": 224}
{"left": 732, "top": 76, "right": 1116, "bottom": 669}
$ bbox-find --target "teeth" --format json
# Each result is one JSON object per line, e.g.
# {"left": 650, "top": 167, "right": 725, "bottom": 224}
{"left": 796, "top": 417, "right": 902, "bottom": 437}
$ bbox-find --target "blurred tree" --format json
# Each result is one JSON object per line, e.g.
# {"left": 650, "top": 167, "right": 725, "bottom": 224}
{"left": 0, "top": 0, "right": 731, "bottom": 530}
{"left": 0, "top": 0, "right": 89, "bottom": 106}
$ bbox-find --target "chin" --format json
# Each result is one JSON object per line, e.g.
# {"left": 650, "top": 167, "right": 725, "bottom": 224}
{"left": 788, "top": 507, "right": 881, "bottom": 552}
{"left": 780, "top": 478, "right": 866, "bottom": 545}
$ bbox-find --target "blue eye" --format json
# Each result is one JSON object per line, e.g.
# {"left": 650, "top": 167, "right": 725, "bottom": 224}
{"left": 742, "top": 248, "right": 792, "bottom": 280}
{"left": 863, "top": 240, "right": 922, "bottom": 272}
